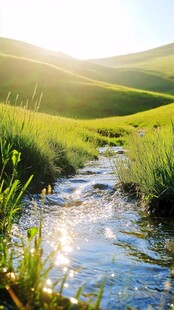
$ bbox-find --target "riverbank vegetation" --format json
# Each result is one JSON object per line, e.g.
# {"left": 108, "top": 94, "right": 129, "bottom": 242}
{"left": 0, "top": 143, "right": 104, "bottom": 308}
{"left": 1, "top": 101, "right": 174, "bottom": 308}
{"left": 0, "top": 188, "right": 104, "bottom": 309}
{"left": 0, "top": 195, "right": 104, "bottom": 310}
{"left": 116, "top": 122, "right": 174, "bottom": 215}
{"left": 0, "top": 143, "right": 33, "bottom": 234}
{"left": 1, "top": 100, "right": 174, "bottom": 197}
{"left": 0, "top": 102, "right": 109, "bottom": 188}
{"left": 1, "top": 38, "right": 174, "bottom": 309}
{"left": 82, "top": 102, "right": 174, "bottom": 215}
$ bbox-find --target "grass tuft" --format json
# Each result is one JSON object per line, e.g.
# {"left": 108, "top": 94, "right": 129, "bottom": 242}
{"left": 0, "top": 141, "right": 33, "bottom": 234}
{"left": 116, "top": 123, "right": 174, "bottom": 215}
{"left": 0, "top": 103, "right": 102, "bottom": 188}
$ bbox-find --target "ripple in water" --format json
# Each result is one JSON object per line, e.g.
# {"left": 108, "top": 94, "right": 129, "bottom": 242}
{"left": 18, "top": 147, "right": 174, "bottom": 309}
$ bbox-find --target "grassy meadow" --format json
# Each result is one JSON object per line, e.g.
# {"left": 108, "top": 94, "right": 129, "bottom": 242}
{"left": 1, "top": 98, "right": 174, "bottom": 197}
{"left": 1, "top": 99, "right": 174, "bottom": 308}
{"left": 91, "top": 42, "right": 174, "bottom": 75}
{"left": 90, "top": 42, "right": 174, "bottom": 93}
{"left": 0, "top": 100, "right": 109, "bottom": 308}
{"left": 1, "top": 38, "right": 174, "bottom": 96}
{"left": 1, "top": 54, "right": 173, "bottom": 119}
{"left": 0, "top": 103, "right": 103, "bottom": 186}
{"left": 81, "top": 101, "right": 174, "bottom": 140}
{"left": 1, "top": 37, "right": 174, "bottom": 308}
{"left": 0, "top": 38, "right": 174, "bottom": 119}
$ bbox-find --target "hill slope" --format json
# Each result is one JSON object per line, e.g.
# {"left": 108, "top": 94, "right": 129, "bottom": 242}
{"left": 90, "top": 42, "right": 174, "bottom": 70}
{"left": 89, "top": 43, "right": 174, "bottom": 93}
{"left": 0, "top": 38, "right": 174, "bottom": 119}
{"left": 1, "top": 38, "right": 174, "bottom": 95}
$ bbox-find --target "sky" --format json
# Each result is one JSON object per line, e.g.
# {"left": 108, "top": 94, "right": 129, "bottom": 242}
{"left": 0, "top": 0, "right": 174, "bottom": 59}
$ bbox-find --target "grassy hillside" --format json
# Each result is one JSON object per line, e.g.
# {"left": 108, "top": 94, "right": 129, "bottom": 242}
{"left": 72, "top": 101, "right": 174, "bottom": 153}
{"left": 0, "top": 99, "right": 174, "bottom": 214}
{"left": 1, "top": 37, "right": 174, "bottom": 104}
{"left": 1, "top": 99, "right": 174, "bottom": 186}
{"left": 82, "top": 102, "right": 174, "bottom": 138}
{"left": 89, "top": 42, "right": 174, "bottom": 93}
{"left": 82, "top": 67, "right": 174, "bottom": 94}
{"left": 90, "top": 42, "right": 174, "bottom": 70}
{"left": 0, "top": 52, "right": 173, "bottom": 118}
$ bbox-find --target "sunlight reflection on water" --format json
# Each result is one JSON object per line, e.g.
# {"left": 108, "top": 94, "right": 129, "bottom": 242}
{"left": 18, "top": 147, "right": 174, "bottom": 309}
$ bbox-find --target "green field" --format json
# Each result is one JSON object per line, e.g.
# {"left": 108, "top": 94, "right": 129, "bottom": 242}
{"left": 0, "top": 37, "right": 174, "bottom": 119}
{"left": 1, "top": 100, "right": 174, "bottom": 186}
{"left": 0, "top": 37, "right": 174, "bottom": 202}
{"left": 1, "top": 38, "right": 174, "bottom": 95}
{"left": 0, "top": 37, "right": 174, "bottom": 186}
{"left": 1, "top": 38, "right": 174, "bottom": 308}
{"left": 86, "top": 101, "right": 174, "bottom": 128}
{"left": 90, "top": 42, "right": 174, "bottom": 93}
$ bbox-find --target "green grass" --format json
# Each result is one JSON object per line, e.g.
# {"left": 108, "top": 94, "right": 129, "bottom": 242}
{"left": 0, "top": 38, "right": 174, "bottom": 119}
{"left": 0, "top": 96, "right": 150, "bottom": 188}
{"left": 83, "top": 67, "right": 174, "bottom": 94}
{"left": 1, "top": 37, "right": 174, "bottom": 87}
{"left": 74, "top": 102, "right": 174, "bottom": 215}
{"left": 90, "top": 42, "right": 174, "bottom": 72}
{"left": 1, "top": 101, "right": 174, "bottom": 308}
{"left": 0, "top": 143, "right": 33, "bottom": 234}
{"left": 3, "top": 97, "right": 174, "bottom": 223}
{"left": 1, "top": 37, "right": 174, "bottom": 308}
{"left": 0, "top": 101, "right": 125, "bottom": 188}
{"left": 0, "top": 138, "right": 104, "bottom": 308}
{"left": 81, "top": 103, "right": 174, "bottom": 215}
{"left": 115, "top": 123, "right": 174, "bottom": 215}
{"left": 0, "top": 102, "right": 104, "bottom": 187}
{"left": 82, "top": 101, "right": 174, "bottom": 134}
{"left": 0, "top": 196, "right": 104, "bottom": 309}
{"left": 1, "top": 37, "right": 174, "bottom": 207}
{"left": 90, "top": 42, "right": 174, "bottom": 94}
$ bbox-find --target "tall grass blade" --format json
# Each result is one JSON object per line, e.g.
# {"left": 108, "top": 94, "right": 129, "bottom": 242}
{"left": 94, "top": 278, "right": 106, "bottom": 310}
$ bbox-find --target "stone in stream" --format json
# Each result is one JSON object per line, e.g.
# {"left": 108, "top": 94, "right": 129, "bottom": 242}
{"left": 93, "top": 183, "right": 115, "bottom": 191}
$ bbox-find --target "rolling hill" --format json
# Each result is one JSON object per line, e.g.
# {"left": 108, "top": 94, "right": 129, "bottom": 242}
{"left": 0, "top": 37, "right": 174, "bottom": 119}
{"left": 1, "top": 38, "right": 174, "bottom": 95}
{"left": 90, "top": 42, "right": 174, "bottom": 71}
{"left": 89, "top": 43, "right": 174, "bottom": 93}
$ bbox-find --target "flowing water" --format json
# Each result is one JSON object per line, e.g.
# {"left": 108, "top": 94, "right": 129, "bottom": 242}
{"left": 18, "top": 147, "right": 174, "bottom": 309}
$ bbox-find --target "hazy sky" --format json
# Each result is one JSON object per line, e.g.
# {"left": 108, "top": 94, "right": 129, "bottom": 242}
{"left": 0, "top": 0, "right": 174, "bottom": 59}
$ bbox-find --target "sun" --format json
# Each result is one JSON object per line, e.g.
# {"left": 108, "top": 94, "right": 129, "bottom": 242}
{"left": 1, "top": 0, "right": 135, "bottom": 59}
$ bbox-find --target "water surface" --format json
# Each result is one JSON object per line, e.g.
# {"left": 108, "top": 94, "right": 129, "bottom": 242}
{"left": 18, "top": 147, "right": 174, "bottom": 309}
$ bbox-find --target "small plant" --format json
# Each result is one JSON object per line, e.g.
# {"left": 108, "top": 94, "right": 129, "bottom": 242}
{"left": 0, "top": 141, "right": 33, "bottom": 234}
{"left": 0, "top": 162, "right": 104, "bottom": 309}
{"left": 0, "top": 202, "right": 104, "bottom": 309}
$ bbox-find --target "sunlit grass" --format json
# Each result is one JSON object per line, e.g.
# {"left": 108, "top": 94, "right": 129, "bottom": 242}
{"left": 1, "top": 99, "right": 174, "bottom": 190}
{"left": 0, "top": 51, "right": 173, "bottom": 119}
{"left": 82, "top": 101, "right": 174, "bottom": 133}
{"left": 0, "top": 180, "right": 104, "bottom": 309}
{"left": 78, "top": 101, "right": 174, "bottom": 215}
{"left": 0, "top": 102, "right": 118, "bottom": 188}
{"left": 1, "top": 37, "right": 174, "bottom": 309}
{"left": 115, "top": 123, "right": 174, "bottom": 215}
{"left": 0, "top": 143, "right": 33, "bottom": 234}
{"left": 93, "top": 42, "right": 174, "bottom": 77}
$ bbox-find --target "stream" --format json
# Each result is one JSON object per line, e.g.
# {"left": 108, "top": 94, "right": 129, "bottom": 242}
{"left": 17, "top": 147, "right": 174, "bottom": 309}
